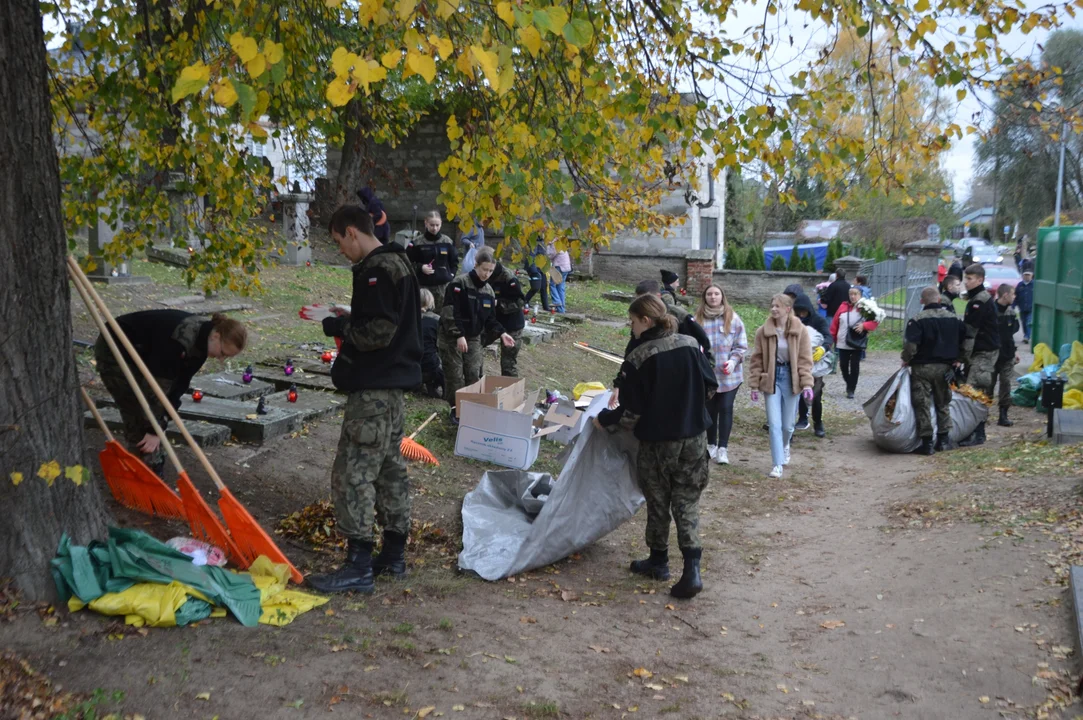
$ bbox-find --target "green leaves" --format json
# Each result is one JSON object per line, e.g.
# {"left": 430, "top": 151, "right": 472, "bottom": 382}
{"left": 234, "top": 82, "right": 257, "bottom": 120}
{"left": 563, "top": 18, "right": 594, "bottom": 47}
{"left": 171, "top": 62, "right": 210, "bottom": 103}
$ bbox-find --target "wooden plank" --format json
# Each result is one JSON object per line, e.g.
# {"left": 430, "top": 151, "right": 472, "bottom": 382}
{"left": 84, "top": 407, "right": 231, "bottom": 447}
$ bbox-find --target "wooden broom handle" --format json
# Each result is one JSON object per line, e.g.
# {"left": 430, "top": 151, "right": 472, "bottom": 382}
{"left": 409, "top": 412, "right": 438, "bottom": 440}
{"left": 68, "top": 257, "right": 221, "bottom": 486}
{"left": 79, "top": 387, "right": 116, "bottom": 443}
{"left": 70, "top": 270, "right": 185, "bottom": 473}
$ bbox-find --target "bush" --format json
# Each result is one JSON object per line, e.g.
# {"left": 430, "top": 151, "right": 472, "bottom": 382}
{"left": 823, "top": 239, "right": 839, "bottom": 273}
{"left": 770, "top": 253, "right": 787, "bottom": 271}
{"left": 787, "top": 245, "right": 801, "bottom": 271}
{"left": 725, "top": 248, "right": 742, "bottom": 270}
{"left": 746, "top": 246, "right": 763, "bottom": 270}
{"left": 801, "top": 253, "right": 816, "bottom": 272}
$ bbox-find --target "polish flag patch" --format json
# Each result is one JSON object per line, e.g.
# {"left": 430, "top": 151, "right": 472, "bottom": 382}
{"left": 368, "top": 277, "right": 378, "bottom": 285}
{"left": 453, "top": 287, "right": 461, "bottom": 293}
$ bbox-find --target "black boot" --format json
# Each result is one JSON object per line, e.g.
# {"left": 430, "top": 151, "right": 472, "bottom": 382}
{"left": 958, "top": 421, "right": 986, "bottom": 447}
{"left": 669, "top": 548, "right": 703, "bottom": 599}
{"left": 915, "top": 437, "right": 935, "bottom": 455}
{"left": 813, "top": 422, "right": 826, "bottom": 438}
{"left": 307, "top": 539, "right": 375, "bottom": 594}
{"left": 372, "top": 530, "right": 408, "bottom": 579}
{"left": 629, "top": 548, "right": 670, "bottom": 580}
{"left": 934, "top": 433, "right": 950, "bottom": 452}
{"left": 998, "top": 407, "right": 1014, "bottom": 427}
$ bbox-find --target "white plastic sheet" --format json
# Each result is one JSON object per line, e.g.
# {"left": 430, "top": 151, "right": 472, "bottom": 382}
{"left": 458, "top": 393, "right": 644, "bottom": 580}
{"left": 863, "top": 368, "right": 989, "bottom": 453}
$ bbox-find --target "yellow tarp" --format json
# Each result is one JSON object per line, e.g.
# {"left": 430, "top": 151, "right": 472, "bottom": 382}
{"left": 68, "top": 556, "right": 327, "bottom": 628}
{"left": 1064, "top": 389, "right": 1083, "bottom": 411}
{"left": 1029, "top": 343, "right": 1059, "bottom": 372}
{"left": 1060, "top": 341, "right": 1083, "bottom": 391}
{"left": 572, "top": 382, "right": 607, "bottom": 400}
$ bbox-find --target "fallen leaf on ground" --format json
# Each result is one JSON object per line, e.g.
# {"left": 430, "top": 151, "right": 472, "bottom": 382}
{"left": 560, "top": 590, "right": 578, "bottom": 602}
{"left": 645, "top": 683, "right": 663, "bottom": 691}
{"left": 418, "top": 707, "right": 435, "bottom": 718}
{"left": 664, "top": 604, "right": 675, "bottom": 610}
{"left": 196, "top": 692, "right": 211, "bottom": 701}
{"left": 777, "top": 684, "right": 789, "bottom": 693}
{"left": 820, "top": 620, "right": 846, "bottom": 630}
{"left": 519, "top": 616, "right": 536, "bottom": 624}
{"left": 588, "top": 645, "right": 611, "bottom": 653}
{"left": 979, "top": 696, "right": 990, "bottom": 703}
{"left": 674, "top": 675, "right": 688, "bottom": 683}
{"left": 452, "top": 705, "right": 464, "bottom": 711}
{"left": 632, "top": 667, "right": 653, "bottom": 679}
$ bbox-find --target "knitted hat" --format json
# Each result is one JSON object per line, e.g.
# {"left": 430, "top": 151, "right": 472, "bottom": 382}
{"left": 660, "top": 269, "right": 679, "bottom": 286}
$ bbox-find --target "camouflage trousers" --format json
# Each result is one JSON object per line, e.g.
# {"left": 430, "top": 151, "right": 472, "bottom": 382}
{"left": 94, "top": 335, "right": 167, "bottom": 469}
{"left": 437, "top": 333, "right": 482, "bottom": 405}
{"left": 964, "top": 350, "right": 999, "bottom": 398}
{"left": 910, "top": 363, "right": 952, "bottom": 439}
{"left": 331, "top": 389, "right": 410, "bottom": 540}
{"left": 481, "top": 327, "right": 522, "bottom": 377}
{"left": 995, "top": 352, "right": 1015, "bottom": 410}
{"left": 637, "top": 433, "right": 710, "bottom": 551}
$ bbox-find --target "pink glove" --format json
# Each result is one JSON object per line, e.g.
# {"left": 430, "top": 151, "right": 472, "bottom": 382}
{"left": 802, "top": 388, "right": 814, "bottom": 403}
{"left": 750, "top": 390, "right": 759, "bottom": 402}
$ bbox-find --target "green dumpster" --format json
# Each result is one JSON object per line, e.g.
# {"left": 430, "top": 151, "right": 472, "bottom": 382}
{"left": 1033, "top": 226, "right": 1083, "bottom": 350}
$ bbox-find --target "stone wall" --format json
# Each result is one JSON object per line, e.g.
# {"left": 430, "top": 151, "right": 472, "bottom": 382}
{"left": 592, "top": 250, "right": 692, "bottom": 288}
{"left": 710, "top": 270, "right": 826, "bottom": 306}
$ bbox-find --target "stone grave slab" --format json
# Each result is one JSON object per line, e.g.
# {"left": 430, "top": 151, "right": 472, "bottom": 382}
{"left": 84, "top": 407, "right": 231, "bottom": 447}
{"left": 601, "top": 291, "right": 633, "bottom": 303}
{"left": 146, "top": 246, "right": 191, "bottom": 267}
{"left": 264, "top": 389, "right": 343, "bottom": 422}
{"left": 262, "top": 355, "right": 332, "bottom": 376}
{"left": 157, "top": 294, "right": 206, "bottom": 308}
{"left": 173, "top": 394, "right": 309, "bottom": 444}
{"left": 1071, "top": 566, "right": 1083, "bottom": 659}
{"left": 190, "top": 372, "right": 273, "bottom": 401}
{"left": 252, "top": 365, "right": 339, "bottom": 393}
{"left": 1054, "top": 409, "right": 1083, "bottom": 446}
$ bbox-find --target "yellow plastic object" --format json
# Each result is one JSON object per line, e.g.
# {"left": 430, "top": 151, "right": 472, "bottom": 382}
{"left": 572, "top": 382, "right": 607, "bottom": 400}
{"left": 1028, "top": 343, "right": 1059, "bottom": 372}
{"left": 812, "top": 346, "right": 825, "bottom": 362}
{"left": 1063, "top": 389, "right": 1083, "bottom": 410}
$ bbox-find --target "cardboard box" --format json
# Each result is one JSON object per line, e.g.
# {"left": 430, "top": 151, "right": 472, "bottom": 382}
{"left": 547, "top": 390, "right": 612, "bottom": 444}
{"left": 455, "top": 392, "right": 562, "bottom": 470}
{"left": 455, "top": 376, "right": 525, "bottom": 418}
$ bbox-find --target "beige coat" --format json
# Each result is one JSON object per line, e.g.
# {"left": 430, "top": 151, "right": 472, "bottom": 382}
{"left": 747, "top": 313, "right": 814, "bottom": 395}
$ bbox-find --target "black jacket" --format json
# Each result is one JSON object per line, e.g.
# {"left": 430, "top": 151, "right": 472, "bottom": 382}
{"left": 996, "top": 302, "right": 1020, "bottom": 355}
{"left": 108, "top": 309, "right": 211, "bottom": 411}
{"left": 822, "top": 278, "right": 852, "bottom": 317}
{"left": 440, "top": 271, "right": 505, "bottom": 340}
{"left": 615, "top": 298, "right": 713, "bottom": 387}
{"left": 357, "top": 188, "right": 390, "bottom": 244}
{"left": 597, "top": 327, "right": 718, "bottom": 442}
{"left": 962, "top": 289, "right": 1000, "bottom": 357}
{"left": 902, "top": 304, "right": 965, "bottom": 365}
{"left": 421, "top": 311, "right": 441, "bottom": 374}
{"left": 938, "top": 285, "right": 959, "bottom": 314}
{"left": 323, "top": 243, "right": 422, "bottom": 391}
{"left": 406, "top": 232, "right": 458, "bottom": 286}
{"left": 1013, "top": 280, "right": 1034, "bottom": 313}
{"left": 489, "top": 263, "right": 526, "bottom": 332}
{"left": 793, "top": 294, "right": 833, "bottom": 350}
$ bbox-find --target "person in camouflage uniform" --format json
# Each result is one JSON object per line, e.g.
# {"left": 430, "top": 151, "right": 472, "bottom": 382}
{"left": 405, "top": 210, "right": 458, "bottom": 305}
{"left": 596, "top": 294, "right": 717, "bottom": 600}
{"left": 310, "top": 206, "right": 423, "bottom": 594}
{"left": 480, "top": 261, "right": 526, "bottom": 377}
{"left": 94, "top": 310, "right": 246, "bottom": 476}
{"left": 438, "top": 248, "right": 516, "bottom": 422}
{"left": 939, "top": 274, "right": 961, "bottom": 314}
{"left": 959, "top": 264, "right": 1001, "bottom": 447}
{"left": 902, "top": 287, "right": 966, "bottom": 454}
{"left": 994, "top": 283, "right": 1021, "bottom": 427}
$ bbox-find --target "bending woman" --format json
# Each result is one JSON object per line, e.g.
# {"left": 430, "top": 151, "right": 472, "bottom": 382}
{"left": 94, "top": 310, "right": 247, "bottom": 476}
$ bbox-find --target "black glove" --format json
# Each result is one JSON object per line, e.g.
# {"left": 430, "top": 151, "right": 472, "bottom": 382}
{"left": 322, "top": 315, "right": 346, "bottom": 338}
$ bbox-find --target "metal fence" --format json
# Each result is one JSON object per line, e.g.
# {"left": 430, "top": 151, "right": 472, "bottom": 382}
{"left": 859, "top": 259, "right": 934, "bottom": 334}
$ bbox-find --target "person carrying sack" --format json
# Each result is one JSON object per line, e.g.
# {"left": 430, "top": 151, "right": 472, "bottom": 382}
{"left": 902, "top": 287, "right": 966, "bottom": 455}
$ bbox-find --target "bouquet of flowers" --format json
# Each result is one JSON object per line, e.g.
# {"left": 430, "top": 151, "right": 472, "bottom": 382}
{"left": 856, "top": 297, "right": 886, "bottom": 323}
{"left": 815, "top": 281, "right": 830, "bottom": 300}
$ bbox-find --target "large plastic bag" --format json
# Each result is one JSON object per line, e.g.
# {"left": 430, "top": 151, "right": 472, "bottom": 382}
{"left": 1065, "top": 389, "right": 1083, "bottom": 410}
{"left": 458, "top": 394, "right": 644, "bottom": 580}
{"left": 1030, "top": 343, "right": 1059, "bottom": 372}
{"left": 864, "top": 369, "right": 990, "bottom": 453}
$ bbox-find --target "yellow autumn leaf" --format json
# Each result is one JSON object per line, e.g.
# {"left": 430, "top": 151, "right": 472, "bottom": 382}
{"left": 325, "top": 0, "right": 343, "bottom": 6}
{"left": 381, "top": 49, "right": 402, "bottom": 69}
{"left": 545, "top": 5, "right": 569, "bottom": 29}
{"left": 357, "top": 0, "right": 381, "bottom": 24}
{"left": 447, "top": 115, "right": 464, "bottom": 140}
{"left": 470, "top": 45, "right": 501, "bottom": 88}
{"left": 496, "top": 1, "right": 515, "bottom": 26}
{"left": 246, "top": 53, "right": 267, "bottom": 79}
{"left": 430, "top": 35, "right": 454, "bottom": 58}
{"left": 263, "top": 40, "right": 284, "bottom": 65}
{"left": 331, "top": 47, "right": 359, "bottom": 77}
{"left": 37, "top": 460, "right": 61, "bottom": 486}
{"left": 326, "top": 78, "right": 356, "bottom": 106}
{"left": 10, "top": 472, "right": 23, "bottom": 486}
{"left": 498, "top": 61, "right": 515, "bottom": 95}
{"left": 455, "top": 51, "right": 474, "bottom": 77}
{"left": 254, "top": 89, "right": 271, "bottom": 117}
{"left": 518, "top": 26, "right": 542, "bottom": 57}
{"left": 396, "top": 0, "right": 417, "bottom": 20}
{"left": 406, "top": 51, "right": 437, "bottom": 83}
{"left": 65, "top": 465, "right": 87, "bottom": 487}
{"left": 435, "top": 0, "right": 456, "bottom": 19}
{"left": 229, "top": 32, "right": 259, "bottom": 63}
{"left": 248, "top": 122, "right": 269, "bottom": 139}
{"left": 170, "top": 61, "right": 210, "bottom": 102}
{"left": 353, "top": 59, "right": 388, "bottom": 89}
{"left": 212, "top": 79, "right": 238, "bottom": 107}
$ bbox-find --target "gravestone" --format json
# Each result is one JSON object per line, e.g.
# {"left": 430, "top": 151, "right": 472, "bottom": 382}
{"left": 85, "top": 209, "right": 150, "bottom": 285}
{"left": 83, "top": 406, "right": 231, "bottom": 447}
{"left": 190, "top": 372, "right": 273, "bottom": 401}
{"left": 274, "top": 191, "right": 313, "bottom": 266}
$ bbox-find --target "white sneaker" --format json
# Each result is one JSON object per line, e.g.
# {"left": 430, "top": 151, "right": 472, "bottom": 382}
{"left": 769, "top": 465, "right": 783, "bottom": 478}
{"left": 715, "top": 447, "right": 729, "bottom": 465}
{"left": 707, "top": 444, "right": 718, "bottom": 461}
{"left": 783, "top": 445, "right": 791, "bottom": 466}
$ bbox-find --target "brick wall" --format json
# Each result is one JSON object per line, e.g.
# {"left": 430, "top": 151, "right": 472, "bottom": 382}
{"left": 710, "top": 270, "right": 826, "bottom": 307}
{"left": 685, "top": 250, "right": 714, "bottom": 296}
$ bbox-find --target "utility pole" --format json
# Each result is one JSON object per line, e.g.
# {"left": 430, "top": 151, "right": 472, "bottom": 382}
{"left": 1054, "top": 122, "right": 1066, "bottom": 228}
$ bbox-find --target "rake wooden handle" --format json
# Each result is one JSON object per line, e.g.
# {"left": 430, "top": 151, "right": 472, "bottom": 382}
{"left": 408, "top": 412, "right": 438, "bottom": 441}
{"left": 573, "top": 343, "right": 623, "bottom": 365}
{"left": 70, "top": 270, "right": 185, "bottom": 473}
{"left": 80, "top": 387, "right": 116, "bottom": 442}
{"left": 67, "top": 257, "right": 219, "bottom": 486}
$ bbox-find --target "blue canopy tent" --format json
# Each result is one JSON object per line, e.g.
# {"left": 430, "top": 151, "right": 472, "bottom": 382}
{"left": 762, "top": 242, "right": 830, "bottom": 271}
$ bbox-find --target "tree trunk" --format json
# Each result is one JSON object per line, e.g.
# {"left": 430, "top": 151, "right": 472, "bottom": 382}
{"left": 334, "top": 106, "right": 367, "bottom": 210}
{"left": 0, "top": 0, "right": 109, "bottom": 600}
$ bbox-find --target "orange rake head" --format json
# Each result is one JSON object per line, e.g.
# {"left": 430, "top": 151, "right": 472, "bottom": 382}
{"left": 98, "top": 440, "right": 186, "bottom": 519}
{"left": 216, "top": 486, "right": 303, "bottom": 584}
{"left": 400, "top": 437, "right": 439, "bottom": 466}
{"left": 177, "top": 472, "right": 245, "bottom": 567}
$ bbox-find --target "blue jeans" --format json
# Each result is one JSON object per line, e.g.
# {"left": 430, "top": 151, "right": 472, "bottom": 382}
{"left": 550, "top": 270, "right": 570, "bottom": 311}
{"left": 765, "top": 365, "right": 799, "bottom": 467}
{"left": 1020, "top": 311, "right": 1032, "bottom": 340}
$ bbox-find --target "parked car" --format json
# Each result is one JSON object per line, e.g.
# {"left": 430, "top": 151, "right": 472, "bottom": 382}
{"left": 957, "top": 240, "right": 1004, "bottom": 264}
{"left": 982, "top": 264, "right": 1022, "bottom": 294}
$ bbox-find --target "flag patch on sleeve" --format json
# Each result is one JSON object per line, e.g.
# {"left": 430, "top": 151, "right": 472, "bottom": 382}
{"left": 369, "top": 277, "right": 378, "bottom": 285}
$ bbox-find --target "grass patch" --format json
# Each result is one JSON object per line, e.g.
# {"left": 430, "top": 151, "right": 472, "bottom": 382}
{"left": 392, "top": 622, "right": 414, "bottom": 635}
{"left": 438, "top": 618, "right": 453, "bottom": 631}
{"left": 933, "top": 437, "right": 1083, "bottom": 479}
{"left": 523, "top": 700, "right": 560, "bottom": 717}
{"left": 564, "top": 279, "right": 634, "bottom": 318}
